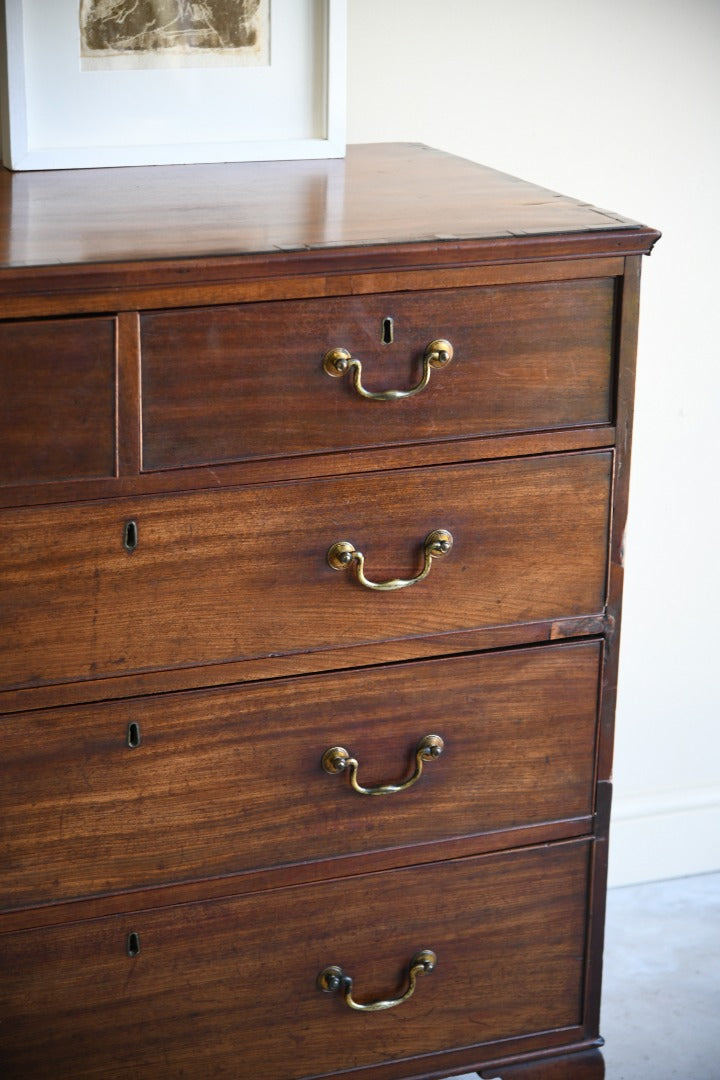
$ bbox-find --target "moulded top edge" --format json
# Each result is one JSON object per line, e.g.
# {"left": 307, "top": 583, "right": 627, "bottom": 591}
{"left": 0, "top": 144, "right": 660, "bottom": 275}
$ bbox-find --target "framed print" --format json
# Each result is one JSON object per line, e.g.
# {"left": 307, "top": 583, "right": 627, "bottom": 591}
{"left": 0, "top": 0, "right": 346, "bottom": 170}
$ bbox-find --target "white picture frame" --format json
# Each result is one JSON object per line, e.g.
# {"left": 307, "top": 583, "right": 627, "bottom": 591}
{"left": 0, "top": 0, "right": 346, "bottom": 170}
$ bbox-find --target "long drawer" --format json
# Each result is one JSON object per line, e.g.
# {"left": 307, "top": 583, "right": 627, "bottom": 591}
{"left": 140, "top": 279, "right": 616, "bottom": 470}
{"left": 0, "top": 451, "right": 611, "bottom": 689}
{"left": 1, "top": 641, "right": 600, "bottom": 909}
{"left": 0, "top": 840, "right": 591, "bottom": 1079}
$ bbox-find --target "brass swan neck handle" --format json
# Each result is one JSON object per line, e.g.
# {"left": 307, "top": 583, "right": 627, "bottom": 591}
{"left": 327, "top": 530, "right": 453, "bottom": 591}
{"left": 323, "top": 339, "right": 453, "bottom": 400}
{"left": 317, "top": 950, "right": 437, "bottom": 1012}
{"left": 321, "top": 735, "right": 444, "bottom": 796}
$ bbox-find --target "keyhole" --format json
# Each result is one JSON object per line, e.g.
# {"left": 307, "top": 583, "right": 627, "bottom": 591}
{"left": 126, "top": 931, "right": 141, "bottom": 958}
{"left": 126, "top": 721, "right": 141, "bottom": 749}
{"left": 382, "top": 317, "right": 394, "bottom": 345}
{"left": 123, "top": 520, "right": 138, "bottom": 553}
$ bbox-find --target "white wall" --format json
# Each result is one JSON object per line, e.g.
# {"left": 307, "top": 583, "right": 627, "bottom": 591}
{"left": 347, "top": 0, "right": 720, "bottom": 886}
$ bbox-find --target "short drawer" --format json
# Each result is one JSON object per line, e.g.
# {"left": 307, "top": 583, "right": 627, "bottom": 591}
{"left": 0, "top": 452, "right": 611, "bottom": 689}
{"left": 140, "top": 278, "right": 615, "bottom": 470}
{"left": 0, "top": 317, "right": 116, "bottom": 486}
{"left": 0, "top": 840, "right": 591, "bottom": 1079}
{"left": 1, "top": 641, "right": 600, "bottom": 909}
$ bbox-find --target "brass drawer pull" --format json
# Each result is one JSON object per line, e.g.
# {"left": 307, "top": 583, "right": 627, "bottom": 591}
{"left": 323, "top": 338, "right": 453, "bottom": 400}
{"left": 327, "top": 529, "right": 452, "bottom": 591}
{"left": 321, "top": 734, "right": 444, "bottom": 796}
{"left": 317, "top": 950, "right": 436, "bottom": 1012}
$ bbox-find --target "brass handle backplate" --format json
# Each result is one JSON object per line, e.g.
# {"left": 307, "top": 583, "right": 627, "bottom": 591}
{"left": 317, "top": 950, "right": 437, "bottom": 1012}
{"left": 321, "top": 734, "right": 444, "bottom": 796}
{"left": 327, "top": 529, "right": 452, "bottom": 591}
{"left": 323, "top": 339, "right": 453, "bottom": 400}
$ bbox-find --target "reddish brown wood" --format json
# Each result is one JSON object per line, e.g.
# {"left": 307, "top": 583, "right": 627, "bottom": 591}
{"left": 0, "top": 255, "right": 625, "bottom": 322}
{"left": 0, "top": 316, "right": 116, "bottom": 485}
{"left": 597, "top": 256, "right": 643, "bottom": 784}
{"left": 480, "top": 1047, "right": 604, "bottom": 1078}
{"left": 276, "top": 1034, "right": 597, "bottom": 1080}
{"left": 0, "top": 423, "right": 615, "bottom": 512}
{"left": 0, "top": 145, "right": 658, "bottom": 1079}
{"left": 1, "top": 641, "right": 600, "bottom": 910}
{"left": 0, "top": 144, "right": 659, "bottom": 279}
{"left": 116, "top": 311, "right": 141, "bottom": 476}
{"left": 0, "top": 840, "right": 590, "bottom": 1080}
{"left": 140, "top": 278, "right": 615, "bottom": 471}
{"left": 0, "top": 452, "right": 612, "bottom": 690}
{"left": 0, "top": 816, "right": 595, "bottom": 935}
{"left": 584, "top": 780, "right": 613, "bottom": 1037}
{"left": 0, "top": 614, "right": 608, "bottom": 717}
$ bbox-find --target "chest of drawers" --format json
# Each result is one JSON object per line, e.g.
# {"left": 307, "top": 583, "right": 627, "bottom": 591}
{"left": 0, "top": 144, "right": 659, "bottom": 1079}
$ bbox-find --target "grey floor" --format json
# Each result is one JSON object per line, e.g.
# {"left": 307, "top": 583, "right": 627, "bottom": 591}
{"left": 602, "top": 872, "right": 720, "bottom": 1079}
{"left": 450, "top": 872, "right": 720, "bottom": 1080}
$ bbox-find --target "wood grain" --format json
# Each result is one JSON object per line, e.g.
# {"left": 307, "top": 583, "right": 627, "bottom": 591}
{"left": 597, "top": 256, "right": 643, "bottom": 783}
{"left": 0, "top": 614, "right": 608, "bottom": 717}
{"left": 0, "top": 424, "right": 615, "bottom": 513}
{"left": 0, "top": 840, "right": 590, "bottom": 1080}
{"left": 0, "top": 253, "right": 626, "bottom": 322}
{"left": 116, "top": 311, "right": 141, "bottom": 476}
{"left": 0, "top": 144, "right": 658, "bottom": 275}
{"left": 0, "top": 317, "right": 116, "bottom": 485}
{"left": 480, "top": 1047, "right": 604, "bottom": 1078}
{"left": 141, "top": 278, "right": 616, "bottom": 471}
{"left": 1, "top": 641, "right": 601, "bottom": 909}
{"left": 0, "top": 452, "right": 612, "bottom": 691}
{"left": 0, "top": 145, "right": 659, "bottom": 1079}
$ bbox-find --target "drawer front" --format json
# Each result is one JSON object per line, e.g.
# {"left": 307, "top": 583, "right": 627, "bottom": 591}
{"left": 141, "top": 279, "right": 615, "bottom": 470}
{"left": 1, "top": 641, "right": 600, "bottom": 909}
{"left": 0, "top": 452, "right": 611, "bottom": 689}
{"left": 0, "top": 317, "right": 116, "bottom": 486}
{"left": 0, "top": 841, "right": 590, "bottom": 1079}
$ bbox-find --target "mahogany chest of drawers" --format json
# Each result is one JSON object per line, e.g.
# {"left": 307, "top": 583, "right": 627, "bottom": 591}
{"left": 0, "top": 144, "right": 659, "bottom": 1079}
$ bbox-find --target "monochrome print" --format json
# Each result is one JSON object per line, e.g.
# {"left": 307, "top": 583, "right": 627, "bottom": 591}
{"left": 79, "top": 0, "right": 269, "bottom": 67}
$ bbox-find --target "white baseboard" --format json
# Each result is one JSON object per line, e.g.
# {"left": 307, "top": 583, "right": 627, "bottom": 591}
{"left": 608, "top": 786, "right": 720, "bottom": 887}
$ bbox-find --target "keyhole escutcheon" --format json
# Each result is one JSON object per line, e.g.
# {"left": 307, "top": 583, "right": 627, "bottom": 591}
{"left": 123, "top": 520, "right": 138, "bottom": 553}
{"left": 126, "top": 721, "right": 141, "bottom": 749}
{"left": 126, "top": 931, "right": 141, "bottom": 958}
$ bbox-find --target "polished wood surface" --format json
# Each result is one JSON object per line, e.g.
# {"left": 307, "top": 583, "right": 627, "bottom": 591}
{"left": 0, "top": 317, "right": 116, "bottom": 485}
{"left": 2, "top": 642, "right": 600, "bottom": 910}
{"left": 0, "top": 611, "right": 609, "bottom": 720}
{"left": 0, "top": 452, "right": 611, "bottom": 690}
{"left": 0, "top": 251, "right": 627, "bottom": 323}
{"left": 0, "top": 145, "right": 658, "bottom": 1078}
{"left": 141, "top": 278, "right": 615, "bottom": 471}
{"left": 0, "top": 144, "right": 657, "bottom": 274}
{"left": 480, "top": 1048, "right": 605, "bottom": 1078}
{"left": 0, "top": 841, "right": 590, "bottom": 1080}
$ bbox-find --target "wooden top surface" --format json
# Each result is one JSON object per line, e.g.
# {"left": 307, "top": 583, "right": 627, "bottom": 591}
{"left": 0, "top": 143, "right": 658, "bottom": 273}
